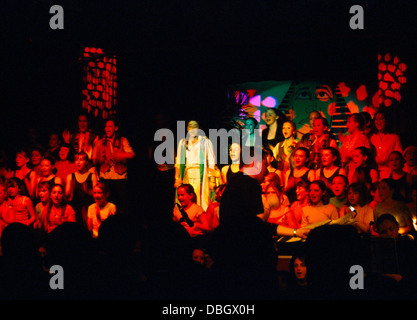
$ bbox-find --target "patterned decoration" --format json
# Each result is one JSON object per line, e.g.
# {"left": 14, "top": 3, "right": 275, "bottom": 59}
{"left": 377, "top": 53, "right": 407, "bottom": 107}
{"left": 80, "top": 47, "right": 117, "bottom": 119}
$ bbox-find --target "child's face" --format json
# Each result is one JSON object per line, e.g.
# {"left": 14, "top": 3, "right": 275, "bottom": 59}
{"left": 31, "top": 150, "right": 43, "bottom": 166}
{"left": 51, "top": 186, "right": 64, "bottom": 206}
{"left": 346, "top": 117, "right": 358, "bottom": 133}
{"left": 93, "top": 187, "right": 106, "bottom": 205}
{"left": 59, "top": 147, "right": 70, "bottom": 161}
{"left": 7, "top": 183, "right": 19, "bottom": 198}
{"left": 352, "top": 149, "right": 366, "bottom": 167}
{"left": 378, "top": 220, "right": 399, "bottom": 238}
{"left": 282, "top": 122, "right": 295, "bottom": 139}
{"left": 177, "top": 187, "right": 193, "bottom": 207}
{"left": 313, "top": 118, "right": 327, "bottom": 137}
{"left": 309, "top": 112, "right": 320, "bottom": 128}
{"left": 294, "top": 258, "right": 307, "bottom": 281}
{"left": 40, "top": 160, "right": 53, "bottom": 176}
{"left": 75, "top": 156, "right": 87, "bottom": 171}
{"left": 374, "top": 112, "right": 386, "bottom": 132}
{"left": 321, "top": 149, "right": 334, "bottom": 167}
{"left": 293, "top": 150, "right": 307, "bottom": 168}
{"left": 192, "top": 249, "right": 205, "bottom": 265}
{"left": 245, "top": 119, "right": 256, "bottom": 134}
{"left": 104, "top": 120, "right": 118, "bottom": 138}
{"left": 38, "top": 187, "right": 50, "bottom": 203}
{"left": 309, "top": 183, "right": 324, "bottom": 205}
{"left": 378, "top": 181, "right": 394, "bottom": 201}
{"left": 295, "top": 186, "right": 308, "bottom": 202}
{"left": 229, "top": 143, "right": 241, "bottom": 162}
{"left": 347, "top": 189, "right": 360, "bottom": 206}
{"left": 49, "top": 134, "right": 60, "bottom": 148}
{"left": 16, "top": 153, "right": 29, "bottom": 168}
{"left": 78, "top": 115, "right": 89, "bottom": 133}
{"left": 264, "top": 109, "right": 279, "bottom": 126}
{"left": 389, "top": 153, "right": 402, "bottom": 170}
{"left": 332, "top": 176, "right": 347, "bottom": 197}
{"left": 404, "top": 149, "right": 417, "bottom": 166}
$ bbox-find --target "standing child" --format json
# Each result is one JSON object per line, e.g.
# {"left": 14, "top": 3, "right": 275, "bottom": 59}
{"left": 273, "top": 121, "right": 299, "bottom": 176}
{"left": 87, "top": 182, "right": 116, "bottom": 238}
{"left": 35, "top": 156, "right": 63, "bottom": 200}
{"left": 340, "top": 183, "right": 374, "bottom": 234}
{"left": 92, "top": 116, "right": 135, "bottom": 214}
{"left": 2, "top": 178, "right": 36, "bottom": 227}
{"left": 63, "top": 112, "right": 98, "bottom": 160}
{"left": 338, "top": 113, "right": 370, "bottom": 169}
{"left": 55, "top": 144, "right": 77, "bottom": 182}
{"left": 66, "top": 151, "right": 98, "bottom": 226}
{"left": 6, "top": 149, "right": 37, "bottom": 199}
{"left": 309, "top": 117, "right": 338, "bottom": 169}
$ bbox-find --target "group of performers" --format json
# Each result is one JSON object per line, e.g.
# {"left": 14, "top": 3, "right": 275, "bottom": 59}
{"left": 172, "top": 107, "right": 417, "bottom": 241}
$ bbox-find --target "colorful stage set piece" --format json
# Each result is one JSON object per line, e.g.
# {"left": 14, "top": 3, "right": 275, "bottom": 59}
{"left": 227, "top": 53, "right": 407, "bottom": 141}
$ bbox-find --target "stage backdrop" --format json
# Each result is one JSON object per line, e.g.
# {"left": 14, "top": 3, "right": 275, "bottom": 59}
{"left": 227, "top": 53, "right": 407, "bottom": 142}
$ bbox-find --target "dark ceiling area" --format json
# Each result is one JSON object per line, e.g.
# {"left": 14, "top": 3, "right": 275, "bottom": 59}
{"left": 1, "top": 0, "right": 417, "bottom": 153}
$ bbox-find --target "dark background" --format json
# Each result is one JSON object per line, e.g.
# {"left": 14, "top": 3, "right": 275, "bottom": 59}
{"left": 1, "top": 0, "right": 417, "bottom": 219}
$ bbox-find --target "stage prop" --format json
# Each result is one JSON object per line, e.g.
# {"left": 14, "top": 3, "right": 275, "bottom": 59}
{"left": 80, "top": 47, "right": 118, "bottom": 120}
{"left": 227, "top": 53, "right": 407, "bottom": 142}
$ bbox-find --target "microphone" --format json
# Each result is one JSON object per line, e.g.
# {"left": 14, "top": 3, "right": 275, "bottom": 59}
{"left": 176, "top": 203, "right": 194, "bottom": 227}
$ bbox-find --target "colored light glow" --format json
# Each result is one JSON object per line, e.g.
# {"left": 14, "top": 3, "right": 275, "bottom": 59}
{"left": 253, "top": 109, "right": 261, "bottom": 122}
{"left": 261, "top": 96, "right": 277, "bottom": 108}
{"left": 249, "top": 95, "right": 261, "bottom": 107}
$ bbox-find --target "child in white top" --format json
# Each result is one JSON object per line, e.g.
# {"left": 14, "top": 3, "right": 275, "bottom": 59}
{"left": 87, "top": 182, "right": 116, "bottom": 238}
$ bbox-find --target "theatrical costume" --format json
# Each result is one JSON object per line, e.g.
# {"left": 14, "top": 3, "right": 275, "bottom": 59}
{"left": 95, "top": 135, "right": 134, "bottom": 214}
{"left": 175, "top": 135, "right": 215, "bottom": 211}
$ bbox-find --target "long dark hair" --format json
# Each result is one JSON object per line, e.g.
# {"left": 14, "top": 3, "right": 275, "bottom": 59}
{"left": 45, "top": 183, "right": 68, "bottom": 228}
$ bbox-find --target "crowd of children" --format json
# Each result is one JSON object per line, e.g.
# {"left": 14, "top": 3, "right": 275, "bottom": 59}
{"left": 0, "top": 106, "right": 416, "bottom": 299}
{"left": 0, "top": 113, "right": 135, "bottom": 242}
{"left": 173, "top": 108, "right": 416, "bottom": 242}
